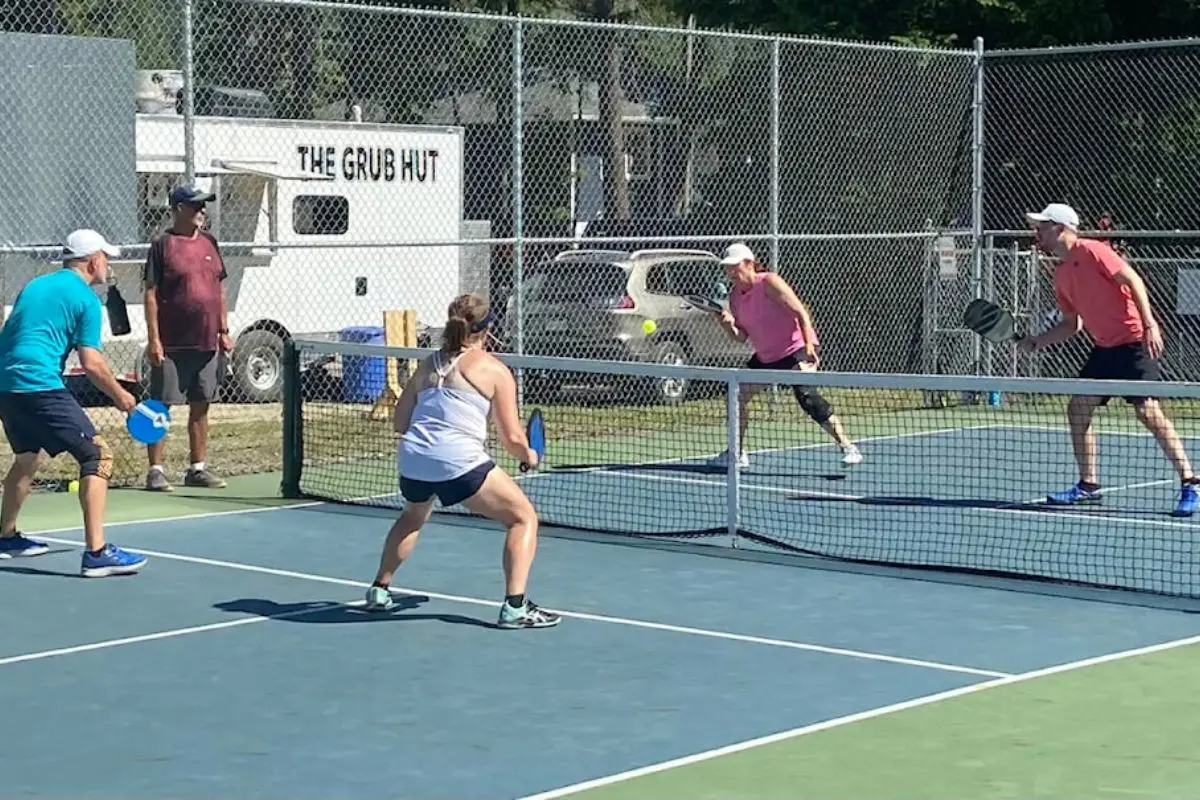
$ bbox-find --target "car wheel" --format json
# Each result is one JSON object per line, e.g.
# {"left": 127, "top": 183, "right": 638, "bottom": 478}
{"left": 650, "top": 339, "right": 689, "bottom": 405}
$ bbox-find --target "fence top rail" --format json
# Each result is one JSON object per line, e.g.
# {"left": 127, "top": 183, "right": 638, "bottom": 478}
{"left": 986, "top": 36, "right": 1200, "bottom": 58}
{"left": 227, "top": 0, "right": 974, "bottom": 55}
{"left": 983, "top": 230, "right": 1200, "bottom": 239}
{"left": 0, "top": 231, "right": 943, "bottom": 257}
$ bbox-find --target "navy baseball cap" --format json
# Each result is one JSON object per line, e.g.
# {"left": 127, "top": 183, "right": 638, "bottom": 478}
{"left": 170, "top": 184, "right": 217, "bottom": 205}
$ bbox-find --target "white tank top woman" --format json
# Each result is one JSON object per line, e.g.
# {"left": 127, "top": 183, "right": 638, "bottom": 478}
{"left": 398, "top": 349, "right": 493, "bottom": 482}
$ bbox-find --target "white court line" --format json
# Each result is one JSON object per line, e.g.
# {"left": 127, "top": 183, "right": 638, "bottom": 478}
{"left": 519, "top": 424, "right": 1001, "bottom": 481}
{"left": 0, "top": 600, "right": 367, "bottom": 667}
{"left": 25, "top": 535, "right": 1008, "bottom": 679}
{"left": 995, "top": 423, "right": 1200, "bottom": 439}
{"left": 584, "top": 465, "right": 1200, "bottom": 531}
{"left": 515, "top": 631, "right": 1200, "bottom": 800}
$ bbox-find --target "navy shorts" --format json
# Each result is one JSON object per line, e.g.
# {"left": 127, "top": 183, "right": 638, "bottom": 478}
{"left": 1079, "top": 343, "right": 1160, "bottom": 405}
{"left": 0, "top": 389, "right": 99, "bottom": 460}
{"left": 399, "top": 461, "right": 495, "bottom": 508}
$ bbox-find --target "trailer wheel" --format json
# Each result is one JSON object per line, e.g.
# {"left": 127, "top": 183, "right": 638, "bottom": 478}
{"left": 232, "top": 330, "right": 285, "bottom": 403}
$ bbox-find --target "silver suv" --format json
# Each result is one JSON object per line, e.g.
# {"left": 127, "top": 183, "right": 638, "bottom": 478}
{"left": 505, "top": 248, "right": 752, "bottom": 403}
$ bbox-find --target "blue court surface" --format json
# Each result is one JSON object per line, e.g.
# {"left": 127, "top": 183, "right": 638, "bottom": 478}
{"left": 5, "top": 486, "right": 1200, "bottom": 799}
{"left": 512, "top": 424, "right": 1200, "bottom": 595}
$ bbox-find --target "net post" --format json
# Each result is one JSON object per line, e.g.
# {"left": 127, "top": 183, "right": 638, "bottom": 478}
{"left": 280, "top": 338, "right": 303, "bottom": 499}
{"left": 725, "top": 375, "right": 740, "bottom": 547}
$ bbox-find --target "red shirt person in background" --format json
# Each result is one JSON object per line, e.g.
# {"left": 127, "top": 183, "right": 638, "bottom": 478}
{"left": 142, "top": 185, "right": 234, "bottom": 492}
{"left": 1020, "top": 203, "right": 1198, "bottom": 517}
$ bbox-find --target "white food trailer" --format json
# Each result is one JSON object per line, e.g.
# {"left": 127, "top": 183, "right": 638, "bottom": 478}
{"left": 8, "top": 68, "right": 484, "bottom": 403}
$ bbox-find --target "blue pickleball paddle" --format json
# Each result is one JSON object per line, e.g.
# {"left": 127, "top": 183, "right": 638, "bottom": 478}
{"left": 520, "top": 409, "right": 545, "bottom": 473}
{"left": 126, "top": 398, "right": 171, "bottom": 445}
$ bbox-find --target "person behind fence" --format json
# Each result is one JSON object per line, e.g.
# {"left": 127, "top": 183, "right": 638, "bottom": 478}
{"left": 0, "top": 229, "right": 148, "bottom": 577}
{"left": 142, "top": 184, "right": 234, "bottom": 492}
{"left": 363, "top": 293, "right": 560, "bottom": 629}
{"left": 707, "top": 243, "right": 863, "bottom": 471}
{"left": 1020, "top": 202, "right": 1199, "bottom": 517}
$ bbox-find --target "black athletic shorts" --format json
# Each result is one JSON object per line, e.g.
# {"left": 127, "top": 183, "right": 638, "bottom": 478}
{"left": 399, "top": 460, "right": 495, "bottom": 508}
{"left": 745, "top": 350, "right": 834, "bottom": 424}
{"left": 0, "top": 389, "right": 99, "bottom": 459}
{"left": 1079, "top": 342, "right": 1160, "bottom": 405}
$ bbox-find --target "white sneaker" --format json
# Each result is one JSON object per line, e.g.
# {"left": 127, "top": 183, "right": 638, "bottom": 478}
{"left": 842, "top": 444, "right": 864, "bottom": 466}
{"left": 707, "top": 449, "right": 749, "bottom": 470}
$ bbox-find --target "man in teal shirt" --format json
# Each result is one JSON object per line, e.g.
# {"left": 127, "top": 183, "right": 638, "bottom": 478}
{"left": 0, "top": 229, "right": 148, "bottom": 577}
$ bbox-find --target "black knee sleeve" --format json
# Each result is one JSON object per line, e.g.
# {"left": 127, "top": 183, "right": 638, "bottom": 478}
{"left": 77, "top": 435, "right": 113, "bottom": 481}
{"left": 793, "top": 387, "right": 834, "bottom": 424}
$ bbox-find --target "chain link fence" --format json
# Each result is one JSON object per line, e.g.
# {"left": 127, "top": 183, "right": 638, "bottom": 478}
{"left": 2, "top": 0, "right": 1199, "bottom": 490}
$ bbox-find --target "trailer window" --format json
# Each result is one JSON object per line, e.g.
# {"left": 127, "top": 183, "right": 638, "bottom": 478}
{"left": 293, "top": 195, "right": 349, "bottom": 235}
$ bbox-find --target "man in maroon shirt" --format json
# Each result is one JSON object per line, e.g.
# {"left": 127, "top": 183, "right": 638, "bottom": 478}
{"left": 142, "top": 185, "right": 233, "bottom": 491}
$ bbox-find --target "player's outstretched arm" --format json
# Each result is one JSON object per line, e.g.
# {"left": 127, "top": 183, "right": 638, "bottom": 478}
{"left": 392, "top": 359, "right": 429, "bottom": 435}
{"left": 489, "top": 363, "right": 536, "bottom": 466}
{"left": 77, "top": 347, "right": 135, "bottom": 413}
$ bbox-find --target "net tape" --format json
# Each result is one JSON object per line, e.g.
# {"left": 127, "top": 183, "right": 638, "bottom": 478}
{"left": 288, "top": 338, "right": 1200, "bottom": 600}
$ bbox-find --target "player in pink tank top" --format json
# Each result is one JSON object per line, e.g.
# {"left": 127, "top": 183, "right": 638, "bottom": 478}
{"left": 706, "top": 243, "right": 863, "bottom": 470}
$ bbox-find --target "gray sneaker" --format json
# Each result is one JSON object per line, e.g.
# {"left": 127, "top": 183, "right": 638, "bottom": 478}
{"left": 145, "top": 470, "right": 173, "bottom": 492}
{"left": 184, "top": 468, "right": 227, "bottom": 489}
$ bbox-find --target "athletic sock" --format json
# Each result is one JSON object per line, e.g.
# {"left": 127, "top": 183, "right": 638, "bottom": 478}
{"left": 372, "top": 580, "right": 389, "bottom": 590}
{"left": 505, "top": 594, "right": 526, "bottom": 609}
{"left": 1079, "top": 481, "right": 1101, "bottom": 492}
{"left": 1184, "top": 477, "right": 1200, "bottom": 487}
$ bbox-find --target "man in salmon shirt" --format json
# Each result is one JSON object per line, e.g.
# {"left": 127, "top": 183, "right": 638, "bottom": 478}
{"left": 1020, "top": 203, "right": 1198, "bottom": 516}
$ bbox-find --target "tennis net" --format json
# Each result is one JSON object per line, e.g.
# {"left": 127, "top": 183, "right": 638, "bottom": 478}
{"left": 282, "top": 338, "right": 1200, "bottom": 600}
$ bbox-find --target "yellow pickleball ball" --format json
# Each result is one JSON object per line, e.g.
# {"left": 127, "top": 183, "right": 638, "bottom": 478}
{"left": 68, "top": 480, "right": 79, "bottom": 493}
{"left": 642, "top": 319, "right": 657, "bottom": 335}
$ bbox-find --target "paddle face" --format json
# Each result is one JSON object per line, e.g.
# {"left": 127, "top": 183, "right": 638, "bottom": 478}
{"left": 682, "top": 294, "right": 725, "bottom": 314}
{"left": 106, "top": 284, "right": 132, "bottom": 337}
{"left": 963, "top": 299, "right": 1018, "bottom": 343}
{"left": 520, "top": 410, "right": 545, "bottom": 473}
{"left": 126, "top": 398, "right": 171, "bottom": 445}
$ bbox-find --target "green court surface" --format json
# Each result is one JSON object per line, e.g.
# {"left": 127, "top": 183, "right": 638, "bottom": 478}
{"left": 17, "top": 470, "right": 296, "bottom": 531}
{"left": 551, "top": 640, "right": 1200, "bottom": 799}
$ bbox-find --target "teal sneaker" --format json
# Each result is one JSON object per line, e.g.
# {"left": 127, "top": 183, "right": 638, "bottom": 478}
{"left": 497, "top": 598, "right": 561, "bottom": 629}
{"left": 364, "top": 585, "right": 394, "bottom": 611}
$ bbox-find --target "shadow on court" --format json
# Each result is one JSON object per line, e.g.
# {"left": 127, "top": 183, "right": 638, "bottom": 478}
{"left": 213, "top": 596, "right": 497, "bottom": 628}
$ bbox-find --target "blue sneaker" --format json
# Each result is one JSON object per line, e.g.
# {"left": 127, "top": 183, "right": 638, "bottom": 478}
{"left": 0, "top": 533, "right": 50, "bottom": 559}
{"left": 80, "top": 544, "right": 147, "bottom": 578}
{"left": 1046, "top": 483, "right": 1103, "bottom": 506}
{"left": 1173, "top": 483, "right": 1199, "bottom": 518}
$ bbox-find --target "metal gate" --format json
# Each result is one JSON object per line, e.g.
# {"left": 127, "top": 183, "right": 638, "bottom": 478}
{"left": 921, "top": 234, "right": 1043, "bottom": 385}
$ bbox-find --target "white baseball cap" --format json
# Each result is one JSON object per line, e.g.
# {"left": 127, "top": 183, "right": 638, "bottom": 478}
{"left": 1025, "top": 203, "right": 1079, "bottom": 230}
{"left": 60, "top": 229, "right": 120, "bottom": 262}
{"left": 720, "top": 242, "right": 756, "bottom": 266}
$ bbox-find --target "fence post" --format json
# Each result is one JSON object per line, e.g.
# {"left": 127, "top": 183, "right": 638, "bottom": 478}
{"left": 182, "top": 0, "right": 196, "bottom": 185}
{"left": 770, "top": 37, "right": 780, "bottom": 271}
{"left": 971, "top": 36, "right": 986, "bottom": 293}
{"left": 512, "top": 17, "right": 525, "bottom": 406}
{"left": 768, "top": 37, "right": 782, "bottom": 417}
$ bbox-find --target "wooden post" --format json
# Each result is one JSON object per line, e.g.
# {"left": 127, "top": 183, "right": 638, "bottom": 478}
{"left": 370, "top": 309, "right": 417, "bottom": 420}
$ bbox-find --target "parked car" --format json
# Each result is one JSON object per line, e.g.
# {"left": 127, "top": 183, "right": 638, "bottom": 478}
{"left": 502, "top": 248, "right": 752, "bottom": 404}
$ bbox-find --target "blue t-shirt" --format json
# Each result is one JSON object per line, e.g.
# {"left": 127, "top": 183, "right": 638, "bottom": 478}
{"left": 0, "top": 269, "right": 103, "bottom": 393}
